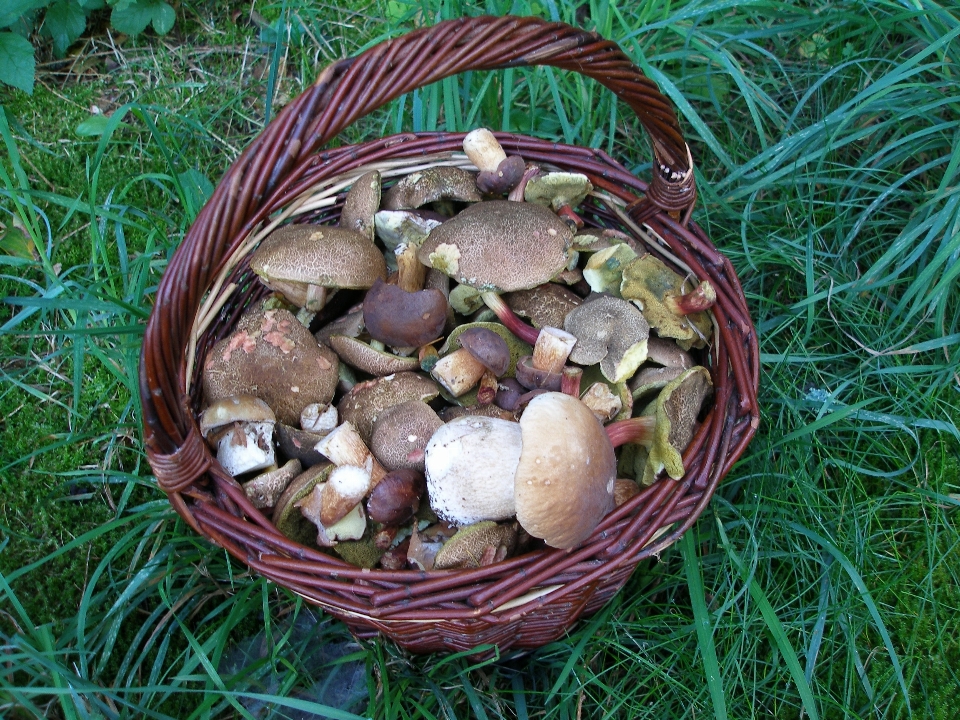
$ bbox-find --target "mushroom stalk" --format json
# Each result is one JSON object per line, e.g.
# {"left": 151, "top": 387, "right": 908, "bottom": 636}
{"left": 395, "top": 242, "right": 426, "bottom": 292}
{"left": 508, "top": 164, "right": 541, "bottom": 202}
{"left": 560, "top": 366, "right": 582, "bottom": 397}
{"left": 481, "top": 292, "right": 540, "bottom": 345}
{"left": 604, "top": 415, "right": 656, "bottom": 448}
{"left": 531, "top": 327, "right": 577, "bottom": 374}
{"left": 664, "top": 280, "right": 717, "bottom": 315}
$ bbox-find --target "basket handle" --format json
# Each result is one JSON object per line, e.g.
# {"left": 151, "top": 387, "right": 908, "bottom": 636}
{"left": 141, "top": 14, "right": 695, "bottom": 482}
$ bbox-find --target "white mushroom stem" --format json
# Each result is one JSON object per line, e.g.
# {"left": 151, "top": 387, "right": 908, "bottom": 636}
{"left": 463, "top": 128, "right": 507, "bottom": 173}
{"left": 395, "top": 242, "right": 427, "bottom": 292}
{"left": 314, "top": 421, "right": 387, "bottom": 486}
{"left": 531, "top": 326, "right": 577, "bottom": 374}
{"left": 215, "top": 421, "right": 276, "bottom": 477}
{"left": 301, "top": 403, "right": 338, "bottom": 434}
{"left": 304, "top": 284, "right": 328, "bottom": 312}
{"left": 430, "top": 348, "right": 486, "bottom": 397}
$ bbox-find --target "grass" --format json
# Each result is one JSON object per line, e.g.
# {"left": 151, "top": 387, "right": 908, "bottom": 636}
{"left": 1, "top": 0, "right": 958, "bottom": 717}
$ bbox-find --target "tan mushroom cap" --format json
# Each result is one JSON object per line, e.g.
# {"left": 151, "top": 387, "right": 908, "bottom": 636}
{"left": 433, "top": 521, "right": 518, "bottom": 569}
{"left": 564, "top": 295, "right": 650, "bottom": 383}
{"left": 514, "top": 392, "right": 617, "bottom": 549}
{"left": 328, "top": 335, "right": 420, "bottom": 376}
{"left": 202, "top": 305, "right": 339, "bottom": 426}
{"left": 337, "top": 371, "right": 440, "bottom": 442}
{"left": 199, "top": 395, "right": 276, "bottom": 437}
{"left": 370, "top": 399, "right": 444, "bottom": 472}
{"left": 505, "top": 283, "right": 582, "bottom": 330}
{"left": 418, "top": 200, "right": 572, "bottom": 292}
{"left": 382, "top": 166, "right": 482, "bottom": 210}
{"left": 250, "top": 224, "right": 387, "bottom": 304}
{"left": 339, "top": 170, "right": 381, "bottom": 241}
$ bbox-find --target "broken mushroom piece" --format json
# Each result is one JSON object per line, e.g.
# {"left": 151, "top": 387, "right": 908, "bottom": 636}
{"left": 424, "top": 415, "right": 523, "bottom": 525}
{"left": 382, "top": 166, "right": 482, "bottom": 210}
{"left": 430, "top": 326, "right": 510, "bottom": 397}
{"left": 200, "top": 395, "right": 277, "bottom": 477}
{"left": 339, "top": 170, "right": 381, "bottom": 241}
{"left": 313, "top": 420, "right": 387, "bottom": 487}
{"left": 514, "top": 392, "right": 617, "bottom": 550}
{"left": 250, "top": 224, "right": 387, "bottom": 312}
{"left": 361, "top": 278, "right": 447, "bottom": 349}
{"left": 328, "top": 334, "right": 421, "bottom": 376}
{"left": 296, "top": 484, "right": 367, "bottom": 546}
{"left": 242, "top": 458, "right": 302, "bottom": 509}
{"left": 582, "top": 242, "right": 638, "bottom": 297}
{"left": 564, "top": 295, "right": 650, "bottom": 384}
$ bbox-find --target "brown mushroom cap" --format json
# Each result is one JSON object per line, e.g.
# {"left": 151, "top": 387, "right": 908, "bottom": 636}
{"left": 514, "top": 392, "right": 617, "bottom": 549}
{"left": 505, "top": 283, "right": 582, "bottom": 330}
{"left": 339, "top": 170, "right": 381, "bottom": 241}
{"left": 202, "top": 305, "right": 339, "bottom": 426}
{"left": 564, "top": 295, "right": 650, "bottom": 384}
{"left": 250, "top": 224, "right": 387, "bottom": 306}
{"left": 382, "top": 167, "right": 482, "bottom": 210}
{"left": 433, "top": 521, "right": 518, "bottom": 569}
{"left": 370, "top": 399, "right": 443, "bottom": 472}
{"left": 337, "top": 372, "right": 440, "bottom": 442}
{"left": 418, "top": 200, "right": 572, "bottom": 292}
{"left": 457, "top": 326, "right": 511, "bottom": 376}
{"left": 328, "top": 334, "right": 420, "bottom": 376}
{"left": 361, "top": 278, "right": 448, "bottom": 348}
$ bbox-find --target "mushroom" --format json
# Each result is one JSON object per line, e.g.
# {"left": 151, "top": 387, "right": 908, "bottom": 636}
{"left": 629, "top": 365, "right": 687, "bottom": 401}
{"left": 366, "top": 468, "right": 426, "bottom": 525}
{"left": 242, "top": 458, "right": 302, "bottom": 509}
{"left": 564, "top": 295, "right": 650, "bottom": 383}
{"left": 462, "top": 128, "right": 525, "bottom": 195}
{"left": 301, "top": 403, "right": 338, "bottom": 434}
{"left": 523, "top": 172, "right": 593, "bottom": 227}
{"left": 250, "top": 224, "right": 387, "bottom": 312}
{"left": 296, "top": 484, "right": 367, "bottom": 546}
{"left": 646, "top": 335, "right": 694, "bottom": 369}
{"left": 319, "top": 461, "right": 374, "bottom": 526}
{"left": 314, "top": 307, "right": 365, "bottom": 346}
{"left": 432, "top": 521, "right": 518, "bottom": 569}
{"left": 580, "top": 381, "right": 623, "bottom": 423}
{"left": 271, "top": 462, "right": 332, "bottom": 546}
{"left": 417, "top": 200, "right": 572, "bottom": 295}
{"left": 514, "top": 392, "right": 617, "bottom": 550}
{"left": 275, "top": 423, "right": 329, "bottom": 467}
{"left": 199, "top": 395, "right": 277, "bottom": 477}
{"left": 336, "top": 372, "right": 439, "bottom": 442}
{"left": 202, "top": 304, "right": 339, "bottom": 426}
{"left": 339, "top": 170, "right": 381, "bottom": 241}
{"left": 430, "top": 326, "right": 510, "bottom": 397}
{"left": 361, "top": 278, "right": 447, "bottom": 349}
{"left": 620, "top": 254, "right": 715, "bottom": 348}
{"left": 582, "top": 243, "right": 638, "bottom": 297}
{"left": 328, "top": 334, "right": 421, "bottom": 376}
{"left": 424, "top": 415, "right": 523, "bottom": 525}
{"left": 369, "top": 399, "right": 443, "bottom": 472}
{"left": 382, "top": 167, "right": 482, "bottom": 210}
{"left": 313, "top": 420, "right": 387, "bottom": 486}
{"left": 374, "top": 210, "right": 442, "bottom": 253}
{"left": 613, "top": 478, "right": 641, "bottom": 506}
{"left": 505, "top": 283, "right": 582, "bottom": 330}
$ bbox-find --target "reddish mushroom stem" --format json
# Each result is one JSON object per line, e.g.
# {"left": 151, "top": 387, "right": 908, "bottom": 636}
{"left": 604, "top": 415, "right": 656, "bottom": 448}
{"left": 507, "top": 164, "right": 542, "bottom": 202}
{"left": 555, "top": 204, "right": 585, "bottom": 229}
{"left": 481, "top": 292, "right": 541, "bottom": 346}
{"left": 664, "top": 280, "right": 717, "bottom": 315}
{"left": 561, "top": 366, "right": 582, "bottom": 398}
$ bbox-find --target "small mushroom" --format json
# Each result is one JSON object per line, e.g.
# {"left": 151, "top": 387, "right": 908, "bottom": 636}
{"left": 328, "top": 334, "right": 421, "bottom": 376}
{"left": 320, "top": 461, "right": 374, "bottom": 526}
{"left": 200, "top": 395, "right": 277, "bottom": 477}
{"left": 369, "top": 399, "right": 443, "bottom": 472}
{"left": 424, "top": 415, "right": 522, "bottom": 525}
{"left": 366, "top": 468, "right": 426, "bottom": 525}
{"left": 430, "top": 326, "right": 510, "bottom": 397}
{"left": 296, "top": 484, "right": 367, "bottom": 546}
{"left": 382, "top": 167, "right": 482, "bottom": 210}
{"left": 523, "top": 172, "right": 593, "bottom": 227}
{"left": 374, "top": 210, "right": 442, "bottom": 252}
{"left": 313, "top": 420, "right": 387, "bottom": 486}
{"left": 275, "top": 423, "right": 328, "bottom": 467}
{"left": 339, "top": 170, "right": 381, "bottom": 241}
{"left": 620, "top": 255, "right": 715, "bottom": 347}
{"left": 580, "top": 382, "right": 623, "bottom": 423}
{"left": 337, "top": 372, "right": 440, "bottom": 442}
{"left": 629, "top": 365, "right": 687, "bottom": 401}
{"left": 242, "top": 458, "right": 302, "bottom": 509}
{"left": 203, "top": 305, "right": 339, "bottom": 426}
{"left": 463, "top": 128, "right": 525, "bottom": 194}
{"left": 646, "top": 335, "right": 694, "bottom": 369}
{"left": 505, "top": 283, "right": 582, "bottom": 330}
{"left": 642, "top": 366, "right": 713, "bottom": 484}
{"left": 433, "top": 521, "right": 518, "bottom": 569}
{"left": 514, "top": 392, "right": 617, "bottom": 549}
{"left": 564, "top": 296, "right": 650, "bottom": 383}
{"left": 300, "top": 403, "right": 338, "bottom": 434}
{"left": 613, "top": 478, "right": 641, "bottom": 506}
{"left": 361, "top": 278, "right": 447, "bottom": 349}
{"left": 582, "top": 243, "right": 638, "bottom": 297}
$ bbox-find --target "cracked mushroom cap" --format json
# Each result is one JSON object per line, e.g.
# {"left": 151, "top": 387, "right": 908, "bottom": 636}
{"left": 249, "top": 224, "right": 387, "bottom": 307}
{"left": 564, "top": 295, "right": 650, "bottom": 384}
{"left": 417, "top": 200, "right": 572, "bottom": 292}
{"left": 370, "top": 399, "right": 444, "bottom": 472}
{"left": 642, "top": 366, "right": 713, "bottom": 484}
{"left": 337, "top": 372, "right": 440, "bottom": 442}
{"left": 382, "top": 166, "right": 482, "bottom": 210}
{"left": 202, "top": 305, "right": 339, "bottom": 426}
{"left": 514, "top": 392, "right": 617, "bottom": 550}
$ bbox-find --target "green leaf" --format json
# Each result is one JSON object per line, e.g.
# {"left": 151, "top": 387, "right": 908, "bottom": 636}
{"left": 45, "top": 1, "right": 87, "bottom": 58}
{"left": 78, "top": 0, "right": 104, "bottom": 8}
{"left": 75, "top": 113, "right": 128, "bottom": 136}
{"left": 177, "top": 168, "right": 213, "bottom": 221}
{"left": 0, "top": 1, "right": 45, "bottom": 29}
{"left": 0, "top": 31, "right": 34, "bottom": 94}
{"left": 110, "top": 0, "right": 174, "bottom": 36}
{"left": 0, "top": 223, "right": 36, "bottom": 259}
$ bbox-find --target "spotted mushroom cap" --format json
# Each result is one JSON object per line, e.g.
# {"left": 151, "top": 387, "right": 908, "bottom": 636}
{"left": 382, "top": 166, "right": 482, "bottom": 210}
{"left": 564, "top": 295, "right": 650, "bottom": 384}
{"left": 505, "top": 283, "right": 583, "bottom": 330}
{"left": 370, "top": 399, "right": 444, "bottom": 472}
{"left": 339, "top": 170, "right": 381, "bottom": 241}
{"left": 514, "top": 392, "right": 617, "bottom": 550}
{"left": 418, "top": 200, "right": 572, "bottom": 292}
{"left": 337, "top": 372, "right": 440, "bottom": 442}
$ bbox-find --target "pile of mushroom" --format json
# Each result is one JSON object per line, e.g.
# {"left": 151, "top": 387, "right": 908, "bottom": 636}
{"left": 199, "top": 128, "right": 717, "bottom": 568}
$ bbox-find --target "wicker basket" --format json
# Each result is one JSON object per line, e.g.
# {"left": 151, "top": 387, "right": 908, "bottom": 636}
{"left": 140, "top": 15, "right": 760, "bottom": 654}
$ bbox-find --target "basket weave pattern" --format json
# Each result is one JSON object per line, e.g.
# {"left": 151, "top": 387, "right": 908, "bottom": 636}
{"left": 140, "top": 15, "right": 760, "bottom": 653}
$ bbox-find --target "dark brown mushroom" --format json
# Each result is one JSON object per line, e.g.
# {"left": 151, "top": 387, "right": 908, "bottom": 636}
{"left": 362, "top": 278, "right": 448, "bottom": 349}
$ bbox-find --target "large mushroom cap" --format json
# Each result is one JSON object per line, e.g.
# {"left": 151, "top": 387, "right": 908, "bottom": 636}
{"left": 418, "top": 200, "right": 572, "bottom": 292}
{"left": 250, "top": 224, "right": 387, "bottom": 303}
{"left": 337, "top": 372, "right": 440, "bottom": 442}
{"left": 382, "top": 166, "right": 482, "bottom": 210}
{"left": 514, "top": 392, "right": 617, "bottom": 549}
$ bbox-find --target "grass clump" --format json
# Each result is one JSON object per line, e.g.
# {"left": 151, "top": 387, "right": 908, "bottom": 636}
{"left": 2, "top": 0, "right": 959, "bottom": 718}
